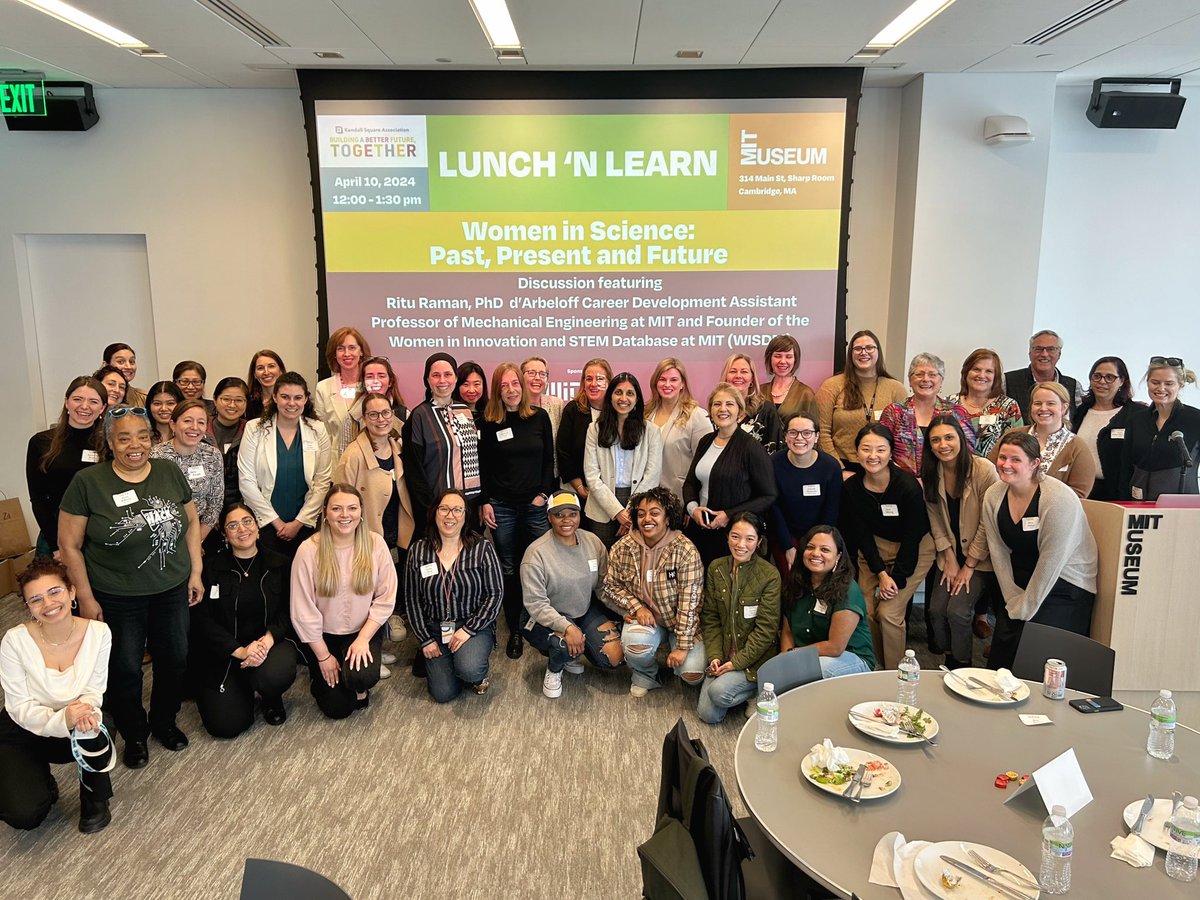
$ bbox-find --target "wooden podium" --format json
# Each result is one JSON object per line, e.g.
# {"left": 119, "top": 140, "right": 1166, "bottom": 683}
{"left": 1084, "top": 500, "right": 1200, "bottom": 691}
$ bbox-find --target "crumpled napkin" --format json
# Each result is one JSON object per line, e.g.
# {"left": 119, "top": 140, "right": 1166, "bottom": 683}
{"left": 809, "top": 738, "right": 851, "bottom": 771}
{"left": 860, "top": 706, "right": 901, "bottom": 737}
{"left": 870, "top": 832, "right": 938, "bottom": 899}
{"left": 995, "top": 668, "right": 1023, "bottom": 693}
{"left": 1110, "top": 833, "right": 1155, "bottom": 867}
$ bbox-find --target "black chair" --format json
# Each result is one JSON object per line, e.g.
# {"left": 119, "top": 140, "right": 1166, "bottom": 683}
{"left": 1011, "top": 622, "right": 1116, "bottom": 697}
{"left": 239, "top": 859, "right": 351, "bottom": 900}
{"left": 755, "top": 647, "right": 822, "bottom": 696}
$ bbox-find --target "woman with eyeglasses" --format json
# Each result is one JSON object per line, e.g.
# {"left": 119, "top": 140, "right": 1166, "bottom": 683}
{"left": 583, "top": 373, "right": 662, "bottom": 548}
{"left": 760, "top": 334, "right": 816, "bottom": 426}
{"left": 313, "top": 326, "right": 371, "bottom": 458}
{"left": 292, "top": 484, "right": 396, "bottom": 718}
{"left": 815, "top": 330, "right": 907, "bottom": 477}
{"left": 521, "top": 356, "right": 565, "bottom": 474}
{"left": 841, "top": 424, "right": 934, "bottom": 670}
{"left": 245, "top": 349, "right": 286, "bottom": 420}
{"left": 102, "top": 343, "right": 145, "bottom": 407}
{"left": 721, "top": 352, "right": 783, "bottom": 453}
{"left": 989, "top": 382, "right": 1095, "bottom": 499}
{"left": 478, "top": 363, "right": 556, "bottom": 659}
{"left": 404, "top": 488, "right": 503, "bottom": 702}
{"left": 684, "top": 383, "right": 777, "bottom": 568}
{"left": 1069, "top": 357, "right": 1141, "bottom": 501}
{"left": 950, "top": 349, "right": 1023, "bottom": 459}
{"left": 982, "top": 432, "right": 1097, "bottom": 670}
{"left": 768, "top": 411, "right": 842, "bottom": 572}
{"left": 238, "top": 372, "right": 333, "bottom": 560}
{"left": 557, "top": 358, "right": 612, "bottom": 511}
{"left": 879, "top": 353, "right": 976, "bottom": 476}
{"left": 1119, "top": 356, "right": 1200, "bottom": 500}
{"left": 193, "top": 503, "right": 297, "bottom": 737}
{"left": 26, "top": 375, "right": 106, "bottom": 557}
{"left": 150, "top": 399, "right": 224, "bottom": 545}
{"left": 1, "top": 557, "right": 114, "bottom": 834}
{"left": 93, "top": 365, "right": 128, "bottom": 410}
{"left": 146, "top": 381, "right": 183, "bottom": 445}
{"left": 645, "top": 357, "right": 712, "bottom": 502}
{"left": 172, "top": 360, "right": 214, "bottom": 418}
{"left": 697, "top": 513, "right": 781, "bottom": 724}
{"left": 58, "top": 405, "right": 203, "bottom": 770}
{"left": 401, "top": 352, "right": 482, "bottom": 533}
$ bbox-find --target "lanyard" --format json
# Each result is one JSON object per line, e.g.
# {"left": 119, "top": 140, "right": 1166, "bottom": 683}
{"left": 437, "top": 551, "right": 459, "bottom": 618}
{"left": 864, "top": 385, "right": 878, "bottom": 424}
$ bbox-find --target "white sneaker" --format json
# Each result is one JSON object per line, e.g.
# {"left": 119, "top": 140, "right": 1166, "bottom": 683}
{"left": 381, "top": 651, "right": 397, "bottom": 665}
{"left": 564, "top": 659, "right": 585, "bottom": 675}
{"left": 379, "top": 665, "right": 392, "bottom": 679}
{"left": 387, "top": 616, "right": 407, "bottom": 643}
{"left": 630, "top": 684, "right": 649, "bottom": 698}
{"left": 543, "top": 668, "right": 563, "bottom": 699}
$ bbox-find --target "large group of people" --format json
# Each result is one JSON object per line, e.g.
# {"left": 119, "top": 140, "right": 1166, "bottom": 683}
{"left": 6, "top": 326, "right": 1197, "bottom": 835}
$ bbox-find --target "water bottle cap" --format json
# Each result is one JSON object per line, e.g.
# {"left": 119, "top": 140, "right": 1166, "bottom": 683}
{"left": 1051, "top": 804, "right": 1066, "bottom": 816}
{"left": 763, "top": 683, "right": 774, "bottom": 692}
{"left": 1184, "top": 796, "right": 1198, "bottom": 808}
{"left": 1160, "top": 689, "right": 1173, "bottom": 698}
{"left": 904, "top": 649, "right": 915, "bottom": 658}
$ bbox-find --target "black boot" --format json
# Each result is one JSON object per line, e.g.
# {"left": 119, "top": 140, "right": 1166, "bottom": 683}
{"left": 79, "top": 792, "right": 111, "bottom": 834}
{"left": 502, "top": 572, "right": 524, "bottom": 658}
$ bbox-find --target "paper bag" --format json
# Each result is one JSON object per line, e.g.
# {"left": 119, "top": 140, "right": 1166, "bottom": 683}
{"left": 0, "top": 498, "right": 33, "bottom": 558}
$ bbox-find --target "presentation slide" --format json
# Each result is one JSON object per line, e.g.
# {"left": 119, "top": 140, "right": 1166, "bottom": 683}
{"left": 314, "top": 98, "right": 848, "bottom": 398}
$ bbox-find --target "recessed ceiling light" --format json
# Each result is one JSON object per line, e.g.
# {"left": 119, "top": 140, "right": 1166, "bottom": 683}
{"left": 436, "top": 58, "right": 452, "bottom": 63}
{"left": 865, "top": 0, "right": 960, "bottom": 49}
{"left": 128, "top": 48, "right": 166, "bottom": 58}
{"left": 314, "top": 51, "right": 344, "bottom": 59}
{"left": 14, "top": 0, "right": 148, "bottom": 48}
{"left": 469, "top": 0, "right": 522, "bottom": 51}
{"left": 675, "top": 50, "right": 703, "bottom": 59}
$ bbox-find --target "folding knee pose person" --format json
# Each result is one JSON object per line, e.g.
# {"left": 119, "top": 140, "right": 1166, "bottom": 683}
{"left": 604, "top": 487, "right": 706, "bottom": 697}
{"left": 290, "top": 484, "right": 396, "bottom": 718}
{"left": 521, "top": 490, "right": 624, "bottom": 699}
{"left": 1, "top": 558, "right": 114, "bottom": 834}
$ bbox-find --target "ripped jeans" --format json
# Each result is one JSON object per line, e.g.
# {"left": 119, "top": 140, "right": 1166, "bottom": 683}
{"left": 620, "top": 622, "right": 707, "bottom": 690}
{"left": 522, "top": 602, "right": 625, "bottom": 674}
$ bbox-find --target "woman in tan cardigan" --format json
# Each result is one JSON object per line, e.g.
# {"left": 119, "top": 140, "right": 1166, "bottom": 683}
{"left": 988, "top": 381, "right": 1095, "bottom": 499}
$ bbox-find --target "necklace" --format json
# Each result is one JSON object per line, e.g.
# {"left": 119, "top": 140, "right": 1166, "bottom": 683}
{"left": 36, "top": 619, "right": 78, "bottom": 647}
{"left": 232, "top": 554, "right": 256, "bottom": 578}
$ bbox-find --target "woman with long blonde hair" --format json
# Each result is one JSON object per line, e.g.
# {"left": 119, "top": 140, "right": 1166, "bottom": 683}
{"left": 645, "top": 357, "right": 712, "bottom": 501}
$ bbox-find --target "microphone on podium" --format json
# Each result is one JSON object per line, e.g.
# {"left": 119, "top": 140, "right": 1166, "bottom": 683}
{"left": 1168, "top": 431, "right": 1193, "bottom": 468}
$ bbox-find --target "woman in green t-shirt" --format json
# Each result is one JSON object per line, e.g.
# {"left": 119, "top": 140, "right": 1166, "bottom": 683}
{"left": 780, "top": 525, "right": 876, "bottom": 677}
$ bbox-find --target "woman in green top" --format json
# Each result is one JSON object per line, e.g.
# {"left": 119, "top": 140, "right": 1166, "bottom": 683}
{"left": 697, "top": 513, "right": 781, "bottom": 724}
{"left": 780, "top": 525, "right": 876, "bottom": 676}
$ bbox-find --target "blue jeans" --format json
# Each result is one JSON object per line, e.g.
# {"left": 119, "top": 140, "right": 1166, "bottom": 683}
{"left": 424, "top": 624, "right": 495, "bottom": 703}
{"left": 819, "top": 652, "right": 873, "bottom": 679}
{"left": 522, "top": 602, "right": 624, "bottom": 674}
{"left": 620, "top": 622, "right": 707, "bottom": 689}
{"left": 93, "top": 582, "right": 190, "bottom": 742}
{"left": 491, "top": 500, "right": 549, "bottom": 630}
{"left": 697, "top": 670, "right": 758, "bottom": 724}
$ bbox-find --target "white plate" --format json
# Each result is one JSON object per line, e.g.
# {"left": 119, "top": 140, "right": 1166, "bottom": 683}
{"left": 943, "top": 667, "right": 1031, "bottom": 705}
{"left": 848, "top": 701, "right": 940, "bottom": 744}
{"left": 799, "top": 746, "right": 900, "bottom": 800}
{"left": 1122, "top": 798, "right": 1175, "bottom": 852}
{"left": 914, "top": 841, "right": 1040, "bottom": 900}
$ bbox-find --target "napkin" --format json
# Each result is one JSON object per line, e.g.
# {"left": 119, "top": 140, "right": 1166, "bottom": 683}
{"left": 1110, "top": 833, "right": 1155, "bottom": 867}
{"left": 995, "top": 668, "right": 1023, "bottom": 693}
{"left": 869, "top": 831, "right": 938, "bottom": 899}
{"left": 809, "top": 738, "right": 851, "bottom": 771}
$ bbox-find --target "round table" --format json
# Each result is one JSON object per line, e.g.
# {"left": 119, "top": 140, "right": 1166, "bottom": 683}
{"left": 734, "top": 670, "right": 1200, "bottom": 899}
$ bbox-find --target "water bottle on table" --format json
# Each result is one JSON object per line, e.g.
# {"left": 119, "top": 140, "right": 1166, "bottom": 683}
{"left": 897, "top": 649, "right": 919, "bottom": 706}
{"left": 1147, "top": 689, "right": 1176, "bottom": 759}
{"left": 1166, "top": 795, "right": 1200, "bottom": 882}
{"left": 1040, "top": 804, "right": 1073, "bottom": 894}
{"left": 754, "top": 682, "right": 778, "bottom": 753}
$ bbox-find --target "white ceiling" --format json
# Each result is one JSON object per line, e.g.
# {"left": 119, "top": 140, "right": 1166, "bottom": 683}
{"left": 1, "top": 0, "right": 1199, "bottom": 89}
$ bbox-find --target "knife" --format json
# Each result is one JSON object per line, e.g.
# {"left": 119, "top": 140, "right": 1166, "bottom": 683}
{"left": 842, "top": 763, "right": 865, "bottom": 798}
{"left": 1131, "top": 794, "right": 1155, "bottom": 835}
{"left": 966, "top": 675, "right": 1011, "bottom": 699}
{"left": 940, "top": 856, "right": 1036, "bottom": 900}
{"left": 848, "top": 710, "right": 934, "bottom": 743}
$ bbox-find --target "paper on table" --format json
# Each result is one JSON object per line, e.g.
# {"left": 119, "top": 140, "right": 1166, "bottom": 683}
{"left": 869, "top": 831, "right": 938, "bottom": 899}
{"left": 1110, "top": 833, "right": 1155, "bottom": 867}
{"left": 809, "top": 738, "right": 851, "bottom": 771}
{"left": 1019, "top": 714, "right": 1054, "bottom": 726}
{"left": 1005, "top": 747, "right": 1093, "bottom": 818}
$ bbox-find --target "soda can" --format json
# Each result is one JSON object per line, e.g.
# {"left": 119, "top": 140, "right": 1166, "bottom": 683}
{"left": 1043, "top": 659, "right": 1067, "bottom": 699}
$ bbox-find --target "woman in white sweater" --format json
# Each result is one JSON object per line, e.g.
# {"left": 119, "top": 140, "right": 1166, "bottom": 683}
{"left": 1, "top": 557, "right": 114, "bottom": 833}
{"left": 981, "top": 431, "right": 1097, "bottom": 670}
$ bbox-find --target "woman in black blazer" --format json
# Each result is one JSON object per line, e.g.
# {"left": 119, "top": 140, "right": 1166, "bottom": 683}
{"left": 1118, "top": 357, "right": 1200, "bottom": 500}
{"left": 683, "top": 383, "right": 777, "bottom": 567}
{"left": 1070, "top": 356, "right": 1142, "bottom": 501}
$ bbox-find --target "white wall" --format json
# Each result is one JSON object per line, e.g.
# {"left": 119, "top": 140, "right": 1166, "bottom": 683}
{"left": 1036, "top": 85, "right": 1200, "bottom": 401}
{"left": 0, "top": 89, "right": 318, "bottom": 533}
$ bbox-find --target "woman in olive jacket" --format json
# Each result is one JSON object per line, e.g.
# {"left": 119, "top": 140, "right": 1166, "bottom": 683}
{"left": 696, "top": 513, "right": 781, "bottom": 724}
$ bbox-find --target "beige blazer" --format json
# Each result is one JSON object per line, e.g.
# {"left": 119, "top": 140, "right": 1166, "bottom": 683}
{"left": 334, "top": 431, "right": 415, "bottom": 550}
{"left": 237, "top": 417, "right": 332, "bottom": 528}
{"left": 583, "top": 421, "right": 663, "bottom": 522}
{"left": 652, "top": 404, "right": 713, "bottom": 501}
{"left": 925, "top": 454, "right": 999, "bottom": 571}
{"left": 313, "top": 376, "right": 358, "bottom": 457}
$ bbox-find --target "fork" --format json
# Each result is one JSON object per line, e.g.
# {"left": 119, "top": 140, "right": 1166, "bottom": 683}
{"left": 966, "top": 849, "right": 1042, "bottom": 891}
{"left": 852, "top": 771, "right": 874, "bottom": 803}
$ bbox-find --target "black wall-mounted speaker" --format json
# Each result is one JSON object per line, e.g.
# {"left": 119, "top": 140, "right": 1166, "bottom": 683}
{"left": 1086, "top": 78, "right": 1186, "bottom": 130}
{"left": 4, "top": 81, "right": 99, "bottom": 131}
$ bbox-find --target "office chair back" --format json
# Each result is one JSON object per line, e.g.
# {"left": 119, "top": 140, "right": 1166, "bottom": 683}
{"left": 1011, "top": 622, "right": 1116, "bottom": 697}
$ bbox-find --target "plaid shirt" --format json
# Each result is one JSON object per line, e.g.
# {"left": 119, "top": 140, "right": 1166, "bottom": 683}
{"left": 603, "top": 531, "right": 704, "bottom": 649}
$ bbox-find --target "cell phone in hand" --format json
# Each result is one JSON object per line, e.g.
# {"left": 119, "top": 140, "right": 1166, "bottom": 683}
{"left": 1068, "top": 697, "right": 1124, "bottom": 713}
{"left": 701, "top": 509, "right": 713, "bottom": 527}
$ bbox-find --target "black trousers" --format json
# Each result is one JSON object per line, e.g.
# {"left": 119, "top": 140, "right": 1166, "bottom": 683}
{"left": 988, "top": 578, "right": 1095, "bottom": 671}
{"left": 0, "top": 711, "right": 113, "bottom": 831}
{"left": 259, "top": 524, "right": 316, "bottom": 561}
{"left": 306, "top": 631, "right": 383, "bottom": 720}
{"left": 196, "top": 641, "right": 299, "bottom": 739}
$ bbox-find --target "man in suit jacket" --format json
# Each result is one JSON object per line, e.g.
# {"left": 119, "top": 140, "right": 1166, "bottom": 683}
{"left": 1004, "top": 329, "right": 1081, "bottom": 421}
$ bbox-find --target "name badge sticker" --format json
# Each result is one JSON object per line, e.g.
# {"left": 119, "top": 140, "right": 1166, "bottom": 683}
{"left": 1131, "top": 485, "right": 1144, "bottom": 500}
{"left": 881, "top": 503, "right": 900, "bottom": 517}
{"left": 209, "top": 585, "right": 219, "bottom": 599}
{"left": 112, "top": 489, "right": 138, "bottom": 507}
{"left": 1111, "top": 429, "right": 1125, "bottom": 440}
{"left": 802, "top": 484, "right": 821, "bottom": 497}
{"left": 588, "top": 558, "right": 598, "bottom": 573}
{"left": 1022, "top": 517, "right": 1040, "bottom": 532}
{"left": 187, "top": 465, "right": 206, "bottom": 479}
{"left": 814, "top": 599, "right": 829, "bottom": 615}
{"left": 743, "top": 605, "right": 758, "bottom": 619}
{"left": 979, "top": 414, "right": 998, "bottom": 427}
{"left": 496, "top": 428, "right": 514, "bottom": 442}
{"left": 420, "top": 562, "right": 438, "bottom": 578}
{"left": 302, "top": 441, "right": 316, "bottom": 452}
{"left": 339, "top": 386, "right": 357, "bottom": 400}
{"left": 81, "top": 449, "right": 100, "bottom": 463}
{"left": 440, "top": 621, "right": 455, "bottom": 644}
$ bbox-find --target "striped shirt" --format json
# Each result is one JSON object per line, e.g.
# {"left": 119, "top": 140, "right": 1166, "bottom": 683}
{"left": 404, "top": 538, "right": 503, "bottom": 647}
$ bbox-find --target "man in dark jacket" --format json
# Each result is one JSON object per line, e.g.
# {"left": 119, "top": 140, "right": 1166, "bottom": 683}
{"left": 1004, "top": 329, "right": 1081, "bottom": 421}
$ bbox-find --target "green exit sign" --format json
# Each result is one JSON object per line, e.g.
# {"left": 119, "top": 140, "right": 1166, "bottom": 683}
{"left": 1, "top": 81, "right": 47, "bottom": 116}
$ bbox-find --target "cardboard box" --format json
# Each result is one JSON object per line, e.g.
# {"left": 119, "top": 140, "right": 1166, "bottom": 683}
{"left": 0, "top": 549, "right": 34, "bottom": 597}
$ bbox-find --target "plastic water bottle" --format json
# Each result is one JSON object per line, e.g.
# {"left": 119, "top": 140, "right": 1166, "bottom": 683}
{"left": 897, "top": 649, "right": 920, "bottom": 706}
{"left": 754, "top": 682, "right": 779, "bottom": 753}
{"left": 1147, "top": 689, "right": 1177, "bottom": 759}
{"left": 1040, "top": 804, "right": 1073, "bottom": 894}
{"left": 1166, "top": 796, "right": 1200, "bottom": 882}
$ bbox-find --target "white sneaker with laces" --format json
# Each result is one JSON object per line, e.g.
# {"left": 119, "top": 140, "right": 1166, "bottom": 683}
{"left": 543, "top": 668, "right": 563, "bottom": 699}
{"left": 386, "top": 615, "right": 407, "bottom": 643}
{"left": 379, "top": 665, "right": 392, "bottom": 679}
{"left": 630, "top": 684, "right": 649, "bottom": 698}
{"left": 564, "top": 659, "right": 585, "bottom": 675}
{"left": 381, "top": 651, "right": 397, "bottom": 665}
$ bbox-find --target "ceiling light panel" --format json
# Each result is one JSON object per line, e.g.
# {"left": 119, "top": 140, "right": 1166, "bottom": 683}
{"left": 867, "top": 0, "right": 961, "bottom": 48}
{"left": 13, "top": 0, "right": 147, "bottom": 47}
